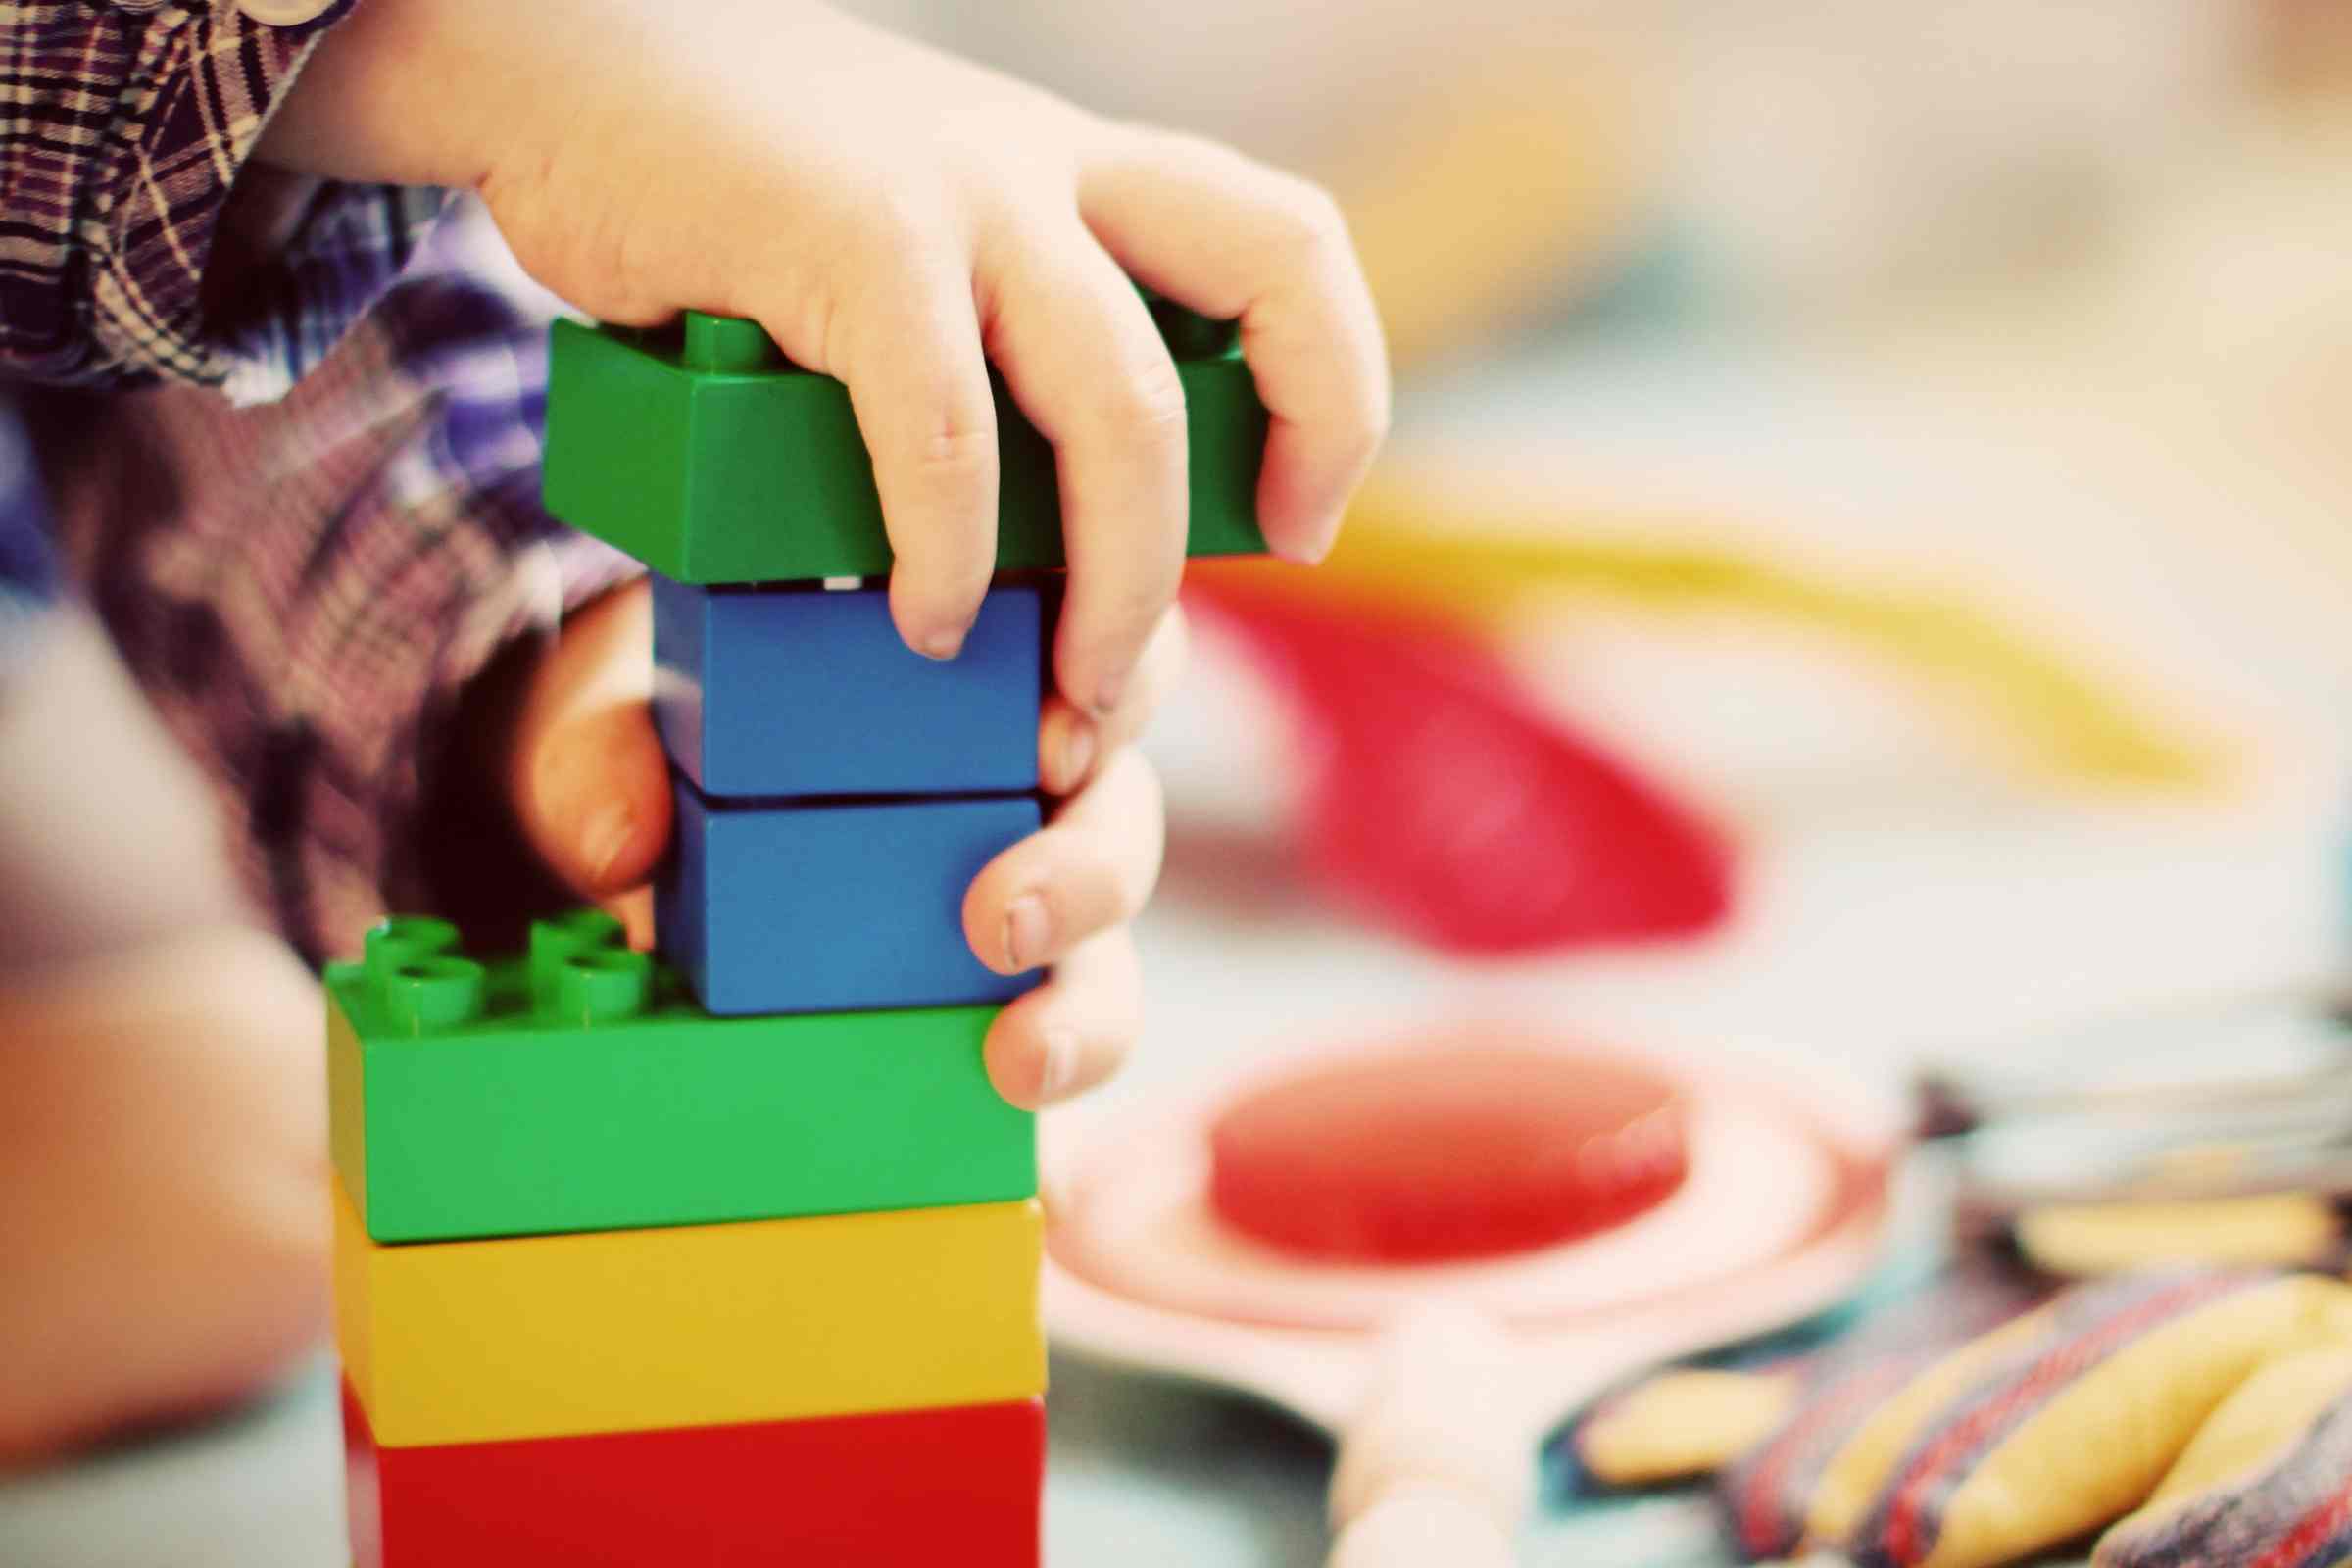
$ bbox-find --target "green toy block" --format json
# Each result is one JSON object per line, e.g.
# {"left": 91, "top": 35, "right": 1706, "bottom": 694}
{"left": 541, "top": 305, "right": 1270, "bottom": 584}
{"left": 326, "top": 910, "right": 1033, "bottom": 1244}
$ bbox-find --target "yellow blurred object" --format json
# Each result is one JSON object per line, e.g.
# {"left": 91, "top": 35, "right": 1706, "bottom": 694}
{"left": 2107, "top": 1343, "right": 2352, "bottom": 1545}
{"left": 1816, "top": 1274, "right": 2352, "bottom": 1568}
{"left": 2018, "top": 1195, "right": 2342, "bottom": 1278}
{"left": 1329, "top": 48, "right": 1653, "bottom": 374}
{"left": 1577, "top": 1368, "right": 1799, "bottom": 1487}
{"left": 1200, "top": 474, "right": 2226, "bottom": 794}
{"left": 1800, "top": 1302, "right": 2061, "bottom": 1550}
{"left": 333, "top": 1176, "right": 1045, "bottom": 1447}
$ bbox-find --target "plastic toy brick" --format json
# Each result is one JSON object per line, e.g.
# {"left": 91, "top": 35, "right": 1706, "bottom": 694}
{"left": 325, "top": 912, "right": 1034, "bottom": 1244}
{"left": 541, "top": 307, "right": 1269, "bottom": 584}
{"left": 652, "top": 574, "right": 1040, "bottom": 798}
{"left": 659, "top": 779, "right": 1038, "bottom": 1015}
{"left": 344, "top": 1383, "right": 1043, "bottom": 1568}
{"left": 333, "top": 1174, "right": 1045, "bottom": 1447}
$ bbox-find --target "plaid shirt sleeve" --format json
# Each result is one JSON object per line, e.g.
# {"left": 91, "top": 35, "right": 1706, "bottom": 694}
{"left": 38, "top": 202, "right": 638, "bottom": 961}
{"left": 0, "top": 0, "right": 445, "bottom": 397}
{"left": 0, "top": 390, "right": 56, "bottom": 663}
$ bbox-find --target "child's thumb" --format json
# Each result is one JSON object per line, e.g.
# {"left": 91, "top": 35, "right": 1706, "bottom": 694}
{"left": 503, "top": 580, "right": 672, "bottom": 901}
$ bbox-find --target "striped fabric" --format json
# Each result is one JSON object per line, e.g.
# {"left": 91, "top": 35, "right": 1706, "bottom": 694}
{"left": 1846, "top": 1271, "right": 2260, "bottom": 1568}
{"left": 0, "top": 4, "right": 639, "bottom": 956}
{"left": 37, "top": 204, "right": 635, "bottom": 960}
{"left": 0, "top": 384, "right": 51, "bottom": 658}
{"left": 0, "top": 0, "right": 442, "bottom": 391}
{"left": 2098, "top": 1369, "right": 2352, "bottom": 1568}
{"left": 1719, "top": 1270, "right": 2048, "bottom": 1559}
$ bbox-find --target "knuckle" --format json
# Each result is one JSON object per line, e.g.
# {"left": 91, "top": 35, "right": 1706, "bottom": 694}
{"left": 838, "top": 179, "right": 943, "bottom": 260}
{"left": 1281, "top": 179, "right": 1352, "bottom": 265}
{"left": 880, "top": 409, "right": 998, "bottom": 574}
{"left": 880, "top": 374, "right": 996, "bottom": 488}
{"left": 1094, "top": 351, "right": 1191, "bottom": 458}
{"left": 911, "top": 417, "right": 998, "bottom": 480}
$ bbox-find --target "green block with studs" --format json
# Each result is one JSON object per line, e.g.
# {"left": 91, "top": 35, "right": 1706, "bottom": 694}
{"left": 541, "top": 305, "right": 1270, "bottom": 584}
{"left": 326, "top": 911, "right": 1033, "bottom": 1244}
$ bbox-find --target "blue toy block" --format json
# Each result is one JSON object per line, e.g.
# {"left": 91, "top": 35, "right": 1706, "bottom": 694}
{"left": 652, "top": 575, "right": 1041, "bottom": 799}
{"left": 658, "top": 776, "right": 1040, "bottom": 1016}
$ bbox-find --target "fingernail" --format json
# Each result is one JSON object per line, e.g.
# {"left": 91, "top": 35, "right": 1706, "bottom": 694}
{"left": 919, "top": 627, "right": 966, "bottom": 661}
{"left": 1057, "top": 717, "right": 1097, "bottom": 791}
{"left": 579, "top": 799, "right": 636, "bottom": 884}
{"left": 1037, "top": 1028, "right": 1081, "bottom": 1102}
{"left": 1091, "top": 675, "right": 1124, "bottom": 719}
{"left": 1003, "top": 894, "right": 1051, "bottom": 972}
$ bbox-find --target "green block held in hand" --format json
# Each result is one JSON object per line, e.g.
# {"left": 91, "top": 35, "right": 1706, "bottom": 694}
{"left": 542, "top": 304, "right": 1270, "bottom": 584}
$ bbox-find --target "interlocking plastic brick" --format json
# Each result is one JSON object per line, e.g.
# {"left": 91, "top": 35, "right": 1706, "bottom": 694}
{"left": 344, "top": 1383, "right": 1043, "bottom": 1568}
{"left": 659, "top": 779, "right": 1037, "bottom": 1015}
{"left": 334, "top": 1174, "right": 1046, "bottom": 1447}
{"left": 326, "top": 912, "right": 1033, "bottom": 1244}
{"left": 542, "top": 307, "right": 1269, "bottom": 584}
{"left": 652, "top": 574, "right": 1040, "bottom": 798}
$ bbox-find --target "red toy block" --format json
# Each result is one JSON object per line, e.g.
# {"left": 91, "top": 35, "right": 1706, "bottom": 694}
{"left": 343, "top": 1381, "right": 1043, "bottom": 1567}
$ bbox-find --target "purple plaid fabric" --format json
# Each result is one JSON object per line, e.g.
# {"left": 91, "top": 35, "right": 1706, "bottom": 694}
{"left": 0, "top": 2, "right": 635, "bottom": 959}
{"left": 0, "top": 0, "right": 447, "bottom": 391}
{"left": 0, "top": 386, "right": 52, "bottom": 660}
{"left": 38, "top": 203, "right": 637, "bottom": 961}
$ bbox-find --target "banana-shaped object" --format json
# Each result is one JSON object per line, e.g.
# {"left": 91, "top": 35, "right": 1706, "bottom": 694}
{"left": 1199, "top": 479, "right": 2228, "bottom": 794}
{"left": 1577, "top": 1268, "right": 2352, "bottom": 1568}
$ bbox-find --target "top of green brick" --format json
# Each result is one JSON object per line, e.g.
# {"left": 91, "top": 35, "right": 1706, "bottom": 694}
{"left": 328, "top": 911, "right": 1035, "bottom": 1244}
{"left": 541, "top": 300, "right": 1269, "bottom": 585}
{"left": 337, "top": 908, "right": 672, "bottom": 1036}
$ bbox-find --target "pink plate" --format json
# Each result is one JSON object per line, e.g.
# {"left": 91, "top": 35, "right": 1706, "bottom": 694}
{"left": 1043, "top": 1027, "right": 1899, "bottom": 1440}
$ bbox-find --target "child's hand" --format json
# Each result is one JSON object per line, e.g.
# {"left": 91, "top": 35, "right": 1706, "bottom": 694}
{"left": 496, "top": 577, "right": 1179, "bottom": 1111}
{"left": 264, "top": 0, "right": 1388, "bottom": 718}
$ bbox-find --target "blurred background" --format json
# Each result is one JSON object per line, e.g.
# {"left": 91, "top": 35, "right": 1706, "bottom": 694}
{"left": 896, "top": 0, "right": 2352, "bottom": 1101}
{"left": 13, "top": 4, "right": 2352, "bottom": 1566}
{"left": 911, "top": 2, "right": 2352, "bottom": 1561}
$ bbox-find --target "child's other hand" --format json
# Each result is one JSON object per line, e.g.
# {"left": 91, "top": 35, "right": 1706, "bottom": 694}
{"left": 499, "top": 577, "right": 1178, "bottom": 1112}
{"left": 0, "top": 927, "right": 328, "bottom": 1463}
{"left": 266, "top": 0, "right": 1387, "bottom": 718}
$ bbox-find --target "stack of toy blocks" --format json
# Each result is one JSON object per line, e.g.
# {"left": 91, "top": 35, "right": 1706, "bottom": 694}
{"left": 329, "top": 301, "right": 1265, "bottom": 1565}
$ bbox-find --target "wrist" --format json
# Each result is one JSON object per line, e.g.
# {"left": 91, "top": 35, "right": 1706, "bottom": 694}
{"left": 254, "top": 0, "right": 506, "bottom": 188}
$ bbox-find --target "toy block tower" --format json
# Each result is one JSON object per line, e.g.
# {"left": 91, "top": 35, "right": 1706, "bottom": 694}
{"left": 329, "top": 301, "right": 1265, "bottom": 1565}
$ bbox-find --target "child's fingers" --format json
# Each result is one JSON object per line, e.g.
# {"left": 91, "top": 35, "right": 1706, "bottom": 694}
{"left": 1039, "top": 603, "right": 1189, "bottom": 797}
{"left": 962, "top": 745, "right": 1165, "bottom": 977}
{"left": 982, "top": 925, "right": 1143, "bottom": 1111}
{"left": 776, "top": 231, "right": 1001, "bottom": 661}
{"left": 981, "top": 219, "right": 1188, "bottom": 716}
{"left": 503, "top": 579, "right": 673, "bottom": 900}
{"left": 1078, "top": 129, "right": 1390, "bottom": 564}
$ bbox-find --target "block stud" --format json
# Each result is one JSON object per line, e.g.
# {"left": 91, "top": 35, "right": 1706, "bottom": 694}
{"left": 365, "top": 915, "right": 461, "bottom": 986}
{"left": 529, "top": 908, "right": 627, "bottom": 1010}
{"left": 681, "top": 311, "right": 785, "bottom": 374}
{"left": 555, "top": 948, "right": 654, "bottom": 1026}
{"left": 384, "top": 956, "right": 488, "bottom": 1034}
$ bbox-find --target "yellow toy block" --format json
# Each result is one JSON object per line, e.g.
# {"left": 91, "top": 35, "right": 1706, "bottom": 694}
{"left": 333, "top": 1175, "right": 1044, "bottom": 1447}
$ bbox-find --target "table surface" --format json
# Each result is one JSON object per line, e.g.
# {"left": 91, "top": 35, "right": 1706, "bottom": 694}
{"left": 6, "top": 308, "right": 2349, "bottom": 1567}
